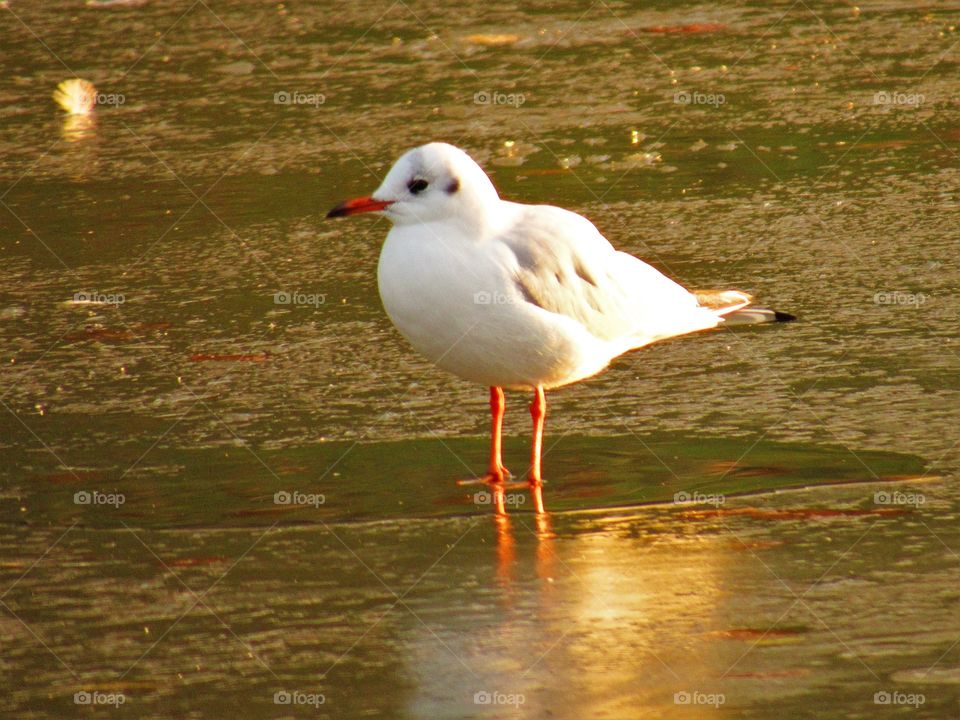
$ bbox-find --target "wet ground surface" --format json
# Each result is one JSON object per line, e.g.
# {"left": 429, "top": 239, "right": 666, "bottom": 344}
{"left": 2, "top": 1, "right": 960, "bottom": 717}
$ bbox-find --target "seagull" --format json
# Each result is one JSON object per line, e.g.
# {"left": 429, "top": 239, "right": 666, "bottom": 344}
{"left": 327, "top": 142, "right": 793, "bottom": 514}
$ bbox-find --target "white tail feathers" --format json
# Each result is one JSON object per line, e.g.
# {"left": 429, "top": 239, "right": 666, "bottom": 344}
{"left": 695, "top": 289, "right": 753, "bottom": 316}
{"left": 695, "top": 289, "right": 795, "bottom": 325}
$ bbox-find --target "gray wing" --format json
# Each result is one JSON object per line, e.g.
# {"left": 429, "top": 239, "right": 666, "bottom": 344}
{"left": 497, "top": 203, "right": 717, "bottom": 343}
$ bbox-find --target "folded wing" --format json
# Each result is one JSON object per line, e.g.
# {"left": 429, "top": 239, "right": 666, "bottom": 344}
{"left": 498, "top": 204, "right": 723, "bottom": 349}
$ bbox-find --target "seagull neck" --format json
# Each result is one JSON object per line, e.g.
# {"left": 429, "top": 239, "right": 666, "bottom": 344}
{"left": 455, "top": 196, "right": 508, "bottom": 240}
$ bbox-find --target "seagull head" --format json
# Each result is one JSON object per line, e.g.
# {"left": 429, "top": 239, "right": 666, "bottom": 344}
{"left": 326, "top": 142, "right": 501, "bottom": 230}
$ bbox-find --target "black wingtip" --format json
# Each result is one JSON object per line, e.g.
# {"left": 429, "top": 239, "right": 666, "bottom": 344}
{"left": 774, "top": 310, "right": 797, "bottom": 322}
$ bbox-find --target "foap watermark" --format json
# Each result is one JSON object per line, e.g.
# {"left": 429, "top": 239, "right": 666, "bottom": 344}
{"left": 274, "top": 690, "right": 325, "bottom": 707}
{"left": 274, "top": 490, "right": 325, "bottom": 508}
{"left": 674, "top": 90, "right": 725, "bottom": 107}
{"left": 94, "top": 92, "right": 125, "bottom": 107}
{"left": 474, "top": 90, "right": 526, "bottom": 107}
{"left": 874, "top": 690, "right": 925, "bottom": 707}
{"left": 874, "top": 490, "right": 925, "bottom": 508}
{"left": 474, "top": 490, "right": 525, "bottom": 508}
{"left": 74, "top": 690, "right": 126, "bottom": 707}
{"left": 74, "top": 490, "right": 125, "bottom": 508}
{"left": 874, "top": 290, "right": 926, "bottom": 307}
{"left": 673, "top": 490, "right": 725, "bottom": 507}
{"left": 873, "top": 91, "right": 924, "bottom": 107}
{"left": 473, "top": 290, "right": 519, "bottom": 305}
{"left": 274, "top": 90, "right": 325, "bottom": 107}
{"left": 274, "top": 291, "right": 325, "bottom": 308}
{"left": 473, "top": 690, "right": 525, "bottom": 707}
{"left": 73, "top": 290, "right": 125, "bottom": 306}
{"left": 674, "top": 691, "right": 725, "bottom": 708}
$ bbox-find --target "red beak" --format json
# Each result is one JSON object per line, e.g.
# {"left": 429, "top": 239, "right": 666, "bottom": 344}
{"left": 326, "top": 196, "right": 393, "bottom": 218}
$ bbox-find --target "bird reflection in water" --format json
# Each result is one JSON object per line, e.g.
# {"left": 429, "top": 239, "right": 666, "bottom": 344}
{"left": 482, "top": 480, "right": 545, "bottom": 516}
{"left": 493, "top": 510, "right": 555, "bottom": 589}
{"left": 410, "top": 511, "right": 733, "bottom": 717}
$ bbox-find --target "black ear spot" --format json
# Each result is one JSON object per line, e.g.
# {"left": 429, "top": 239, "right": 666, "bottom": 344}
{"left": 445, "top": 178, "right": 460, "bottom": 194}
{"left": 407, "top": 178, "right": 429, "bottom": 194}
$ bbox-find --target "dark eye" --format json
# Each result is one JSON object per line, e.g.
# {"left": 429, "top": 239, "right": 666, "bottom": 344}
{"left": 407, "top": 178, "right": 429, "bottom": 194}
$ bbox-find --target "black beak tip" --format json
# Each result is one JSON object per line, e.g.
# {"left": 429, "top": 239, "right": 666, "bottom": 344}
{"left": 325, "top": 204, "right": 346, "bottom": 219}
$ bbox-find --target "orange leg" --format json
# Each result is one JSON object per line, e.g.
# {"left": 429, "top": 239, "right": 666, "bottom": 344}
{"left": 489, "top": 386, "right": 509, "bottom": 515}
{"left": 458, "top": 387, "right": 510, "bottom": 514}
{"left": 487, "top": 386, "right": 510, "bottom": 481}
{"left": 529, "top": 386, "right": 546, "bottom": 514}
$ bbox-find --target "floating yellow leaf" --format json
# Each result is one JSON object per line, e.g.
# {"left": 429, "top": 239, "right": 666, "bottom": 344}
{"left": 53, "top": 78, "right": 97, "bottom": 115}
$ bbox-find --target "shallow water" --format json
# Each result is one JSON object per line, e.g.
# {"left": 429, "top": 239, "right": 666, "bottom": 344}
{"left": 2, "top": 1, "right": 959, "bottom": 718}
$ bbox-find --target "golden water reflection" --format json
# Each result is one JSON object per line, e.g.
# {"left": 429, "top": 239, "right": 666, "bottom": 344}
{"left": 412, "top": 512, "right": 741, "bottom": 717}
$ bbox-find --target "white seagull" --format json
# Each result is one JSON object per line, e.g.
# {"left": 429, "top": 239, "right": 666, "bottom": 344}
{"left": 327, "top": 142, "right": 792, "bottom": 514}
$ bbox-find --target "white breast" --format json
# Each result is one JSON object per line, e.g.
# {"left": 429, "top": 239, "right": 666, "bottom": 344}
{"left": 377, "top": 224, "right": 611, "bottom": 390}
